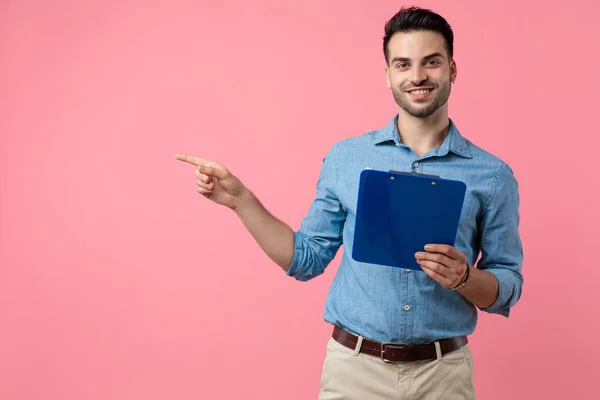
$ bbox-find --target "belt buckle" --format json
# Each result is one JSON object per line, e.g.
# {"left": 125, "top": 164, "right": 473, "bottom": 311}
{"left": 380, "top": 341, "right": 412, "bottom": 363}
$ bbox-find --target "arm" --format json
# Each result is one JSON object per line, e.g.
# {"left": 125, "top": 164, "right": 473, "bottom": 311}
{"left": 472, "top": 162, "right": 524, "bottom": 317}
{"left": 457, "top": 266, "right": 499, "bottom": 309}
{"left": 416, "top": 244, "right": 501, "bottom": 309}
{"left": 415, "top": 163, "right": 523, "bottom": 315}
{"left": 175, "top": 144, "right": 345, "bottom": 279}
{"left": 233, "top": 189, "right": 295, "bottom": 270}
{"left": 175, "top": 153, "right": 295, "bottom": 269}
{"left": 285, "top": 144, "right": 345, "bottom": 281}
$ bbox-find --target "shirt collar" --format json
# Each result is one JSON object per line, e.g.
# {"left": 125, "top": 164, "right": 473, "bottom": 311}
{"left": 373, "top": 115, "right": 473, "bottom": 159}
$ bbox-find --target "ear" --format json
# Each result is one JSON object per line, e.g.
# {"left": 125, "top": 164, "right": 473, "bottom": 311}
{"left": 385, "top": 65, "right": 392, "bottom": 89}
{"left": 450, "top": 59, "right": 457, "bottom": 83}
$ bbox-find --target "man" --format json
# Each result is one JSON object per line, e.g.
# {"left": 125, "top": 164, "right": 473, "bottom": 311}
{"left": 176, "top": 6, "right": 523, "bottom": 399}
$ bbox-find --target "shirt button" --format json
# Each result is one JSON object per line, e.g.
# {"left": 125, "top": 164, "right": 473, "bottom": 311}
{"left": 413, "top": 162, "right": 419, "bottom": 168}
{"left": 405, "top": 269, "right": 411, "bottom": 272}
{"left": 403, "top": 305, "right": 410, "bottom": 311}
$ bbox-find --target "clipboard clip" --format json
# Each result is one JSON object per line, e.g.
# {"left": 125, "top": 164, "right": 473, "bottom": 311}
{"left": 388, "top": 169, "right": 440, "bottom": 178}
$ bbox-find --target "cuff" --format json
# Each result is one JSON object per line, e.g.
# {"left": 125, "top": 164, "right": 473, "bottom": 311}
{"left": 285, "top": 231, "right": 305, "bottom": 279}
{"left": 478, "top": 268, "right": 520, "bottom": 317}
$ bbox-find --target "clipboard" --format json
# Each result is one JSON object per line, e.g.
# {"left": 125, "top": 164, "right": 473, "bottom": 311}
{"left": 351, "top": 168, "right": 467, "bottom": 270}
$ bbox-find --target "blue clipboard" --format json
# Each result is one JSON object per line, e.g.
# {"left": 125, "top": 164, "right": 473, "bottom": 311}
{"left": 351, "top": 169, "right": 467, "bottom": 270}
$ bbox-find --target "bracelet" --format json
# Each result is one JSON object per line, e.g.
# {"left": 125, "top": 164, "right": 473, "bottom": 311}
{"left": 450, "top": 263, "right": 470, "bottom": 291}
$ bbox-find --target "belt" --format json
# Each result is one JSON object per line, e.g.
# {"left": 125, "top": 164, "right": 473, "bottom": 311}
{"left": 332, "top": 325, "right": 468, "bottom": 363}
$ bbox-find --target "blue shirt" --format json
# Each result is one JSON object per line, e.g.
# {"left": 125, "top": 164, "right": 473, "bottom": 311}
{"left": 286, "top": 115, "right": 523, "bottom": 344}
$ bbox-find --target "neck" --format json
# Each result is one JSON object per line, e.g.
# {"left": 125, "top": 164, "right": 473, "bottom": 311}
{"left": 396, "top": 107, "right": 450, "bottom": 157}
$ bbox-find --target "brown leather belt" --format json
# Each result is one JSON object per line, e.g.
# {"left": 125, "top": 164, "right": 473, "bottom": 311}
{"left": 332, "top": 325, "right": 468, "bottom": 363}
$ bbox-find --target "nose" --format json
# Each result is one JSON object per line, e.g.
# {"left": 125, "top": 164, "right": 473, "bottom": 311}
{"left": 410, "top": 65, "right": 428, "bottom": 86}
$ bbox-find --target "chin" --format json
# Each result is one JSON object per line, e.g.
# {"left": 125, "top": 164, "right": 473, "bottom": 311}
{"left": 404, "top": 106, "right": 440, "bottom": 119}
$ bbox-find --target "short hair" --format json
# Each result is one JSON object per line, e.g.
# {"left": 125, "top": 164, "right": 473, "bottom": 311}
{"left": 383, "top": 6, "right": 454, "bottom": 64}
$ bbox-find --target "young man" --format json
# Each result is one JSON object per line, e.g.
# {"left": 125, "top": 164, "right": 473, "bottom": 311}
{"left": 176, "top": 6, "right": 523, "bottom": 399}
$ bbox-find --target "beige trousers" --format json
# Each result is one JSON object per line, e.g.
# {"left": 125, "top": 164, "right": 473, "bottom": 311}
{"left": 318, "top": 337, "right": 475, "bottom": 400}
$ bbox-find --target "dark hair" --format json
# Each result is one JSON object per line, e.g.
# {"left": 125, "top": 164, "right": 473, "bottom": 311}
{"left": 383, "top": 6, "right": 454, "bottom": 64}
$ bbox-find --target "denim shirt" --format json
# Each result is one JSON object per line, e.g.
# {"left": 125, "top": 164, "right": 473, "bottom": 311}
{"left": 286, "top": 115, "right": 523, "bottom": 344}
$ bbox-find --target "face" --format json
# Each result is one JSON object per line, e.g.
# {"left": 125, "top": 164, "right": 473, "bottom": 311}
{"left": 385, "top": 30, "right": 457, "bottom": 119}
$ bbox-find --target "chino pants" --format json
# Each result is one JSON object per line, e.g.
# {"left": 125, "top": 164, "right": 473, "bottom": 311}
{"left": 318, "top": 336, "right": 476, "bottom": 399}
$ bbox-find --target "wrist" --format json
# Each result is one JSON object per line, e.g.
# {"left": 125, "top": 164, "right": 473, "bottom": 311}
{"left": 232, "top": 187, "right": 255, "bottom": 214}
{"left": 450, "top": 263, "right": 470, "bottom": 291}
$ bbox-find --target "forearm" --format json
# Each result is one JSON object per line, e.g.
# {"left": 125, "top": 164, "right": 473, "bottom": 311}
{"left": 457, "top": 266, "right": 499, "bottom": 309}
{"left": 233, "top": 188, "right": 295, "bottom": 270}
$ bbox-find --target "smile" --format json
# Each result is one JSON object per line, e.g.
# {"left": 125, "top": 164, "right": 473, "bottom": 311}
{"left": 408, "top": 89, "right": 433, "bottom": 94}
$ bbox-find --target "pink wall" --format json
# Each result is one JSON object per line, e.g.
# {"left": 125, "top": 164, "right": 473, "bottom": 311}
{"left": 1, "top": 0, "right": 599, "bottom": 399}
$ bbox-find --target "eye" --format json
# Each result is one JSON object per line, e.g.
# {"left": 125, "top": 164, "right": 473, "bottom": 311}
{"left": 395, "top": 63, "right": 409, "bottom": 69}
{"left": 426, "top": 60, "right": 441, "bottom": 67}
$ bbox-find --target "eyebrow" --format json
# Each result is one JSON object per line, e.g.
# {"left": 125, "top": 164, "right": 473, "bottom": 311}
{"left": 390, "top": 52, "right": 445, "bottom": 63}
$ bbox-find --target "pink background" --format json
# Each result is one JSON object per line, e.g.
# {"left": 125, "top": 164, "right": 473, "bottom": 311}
{"left": 1, "top": 0, "right": 599, "bottom": 399}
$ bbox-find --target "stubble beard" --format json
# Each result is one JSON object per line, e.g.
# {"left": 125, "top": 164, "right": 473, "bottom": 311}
{"left": 392, "top": 79, "right": 452, "bottom": 118}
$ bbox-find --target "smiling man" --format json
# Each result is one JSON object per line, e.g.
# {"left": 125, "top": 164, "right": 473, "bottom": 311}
{"left": 176, "top": 6, "right": 523, "bottom": 399}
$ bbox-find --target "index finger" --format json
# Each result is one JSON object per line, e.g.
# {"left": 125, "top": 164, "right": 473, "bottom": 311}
{"left": 424, "top": 244, "right": 462, "bottom": 259}
{"left": 174, "top": 153, "right": 207, "bottom": 166}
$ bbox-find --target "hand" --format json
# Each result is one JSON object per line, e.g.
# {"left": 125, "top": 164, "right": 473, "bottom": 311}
{"left": 175, "top": 153, "right": 247, "bottom": 210}
{"left": 414, "top": 244, "right": 468, "bottom": 289}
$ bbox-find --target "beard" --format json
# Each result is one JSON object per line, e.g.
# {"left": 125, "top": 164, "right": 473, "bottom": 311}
{"left": 392, "top": 79, "right": 452, "bottom": 118}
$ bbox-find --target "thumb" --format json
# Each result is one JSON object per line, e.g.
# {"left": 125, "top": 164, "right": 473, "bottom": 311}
{"left": 198, "top": 163, "right": 230, "bottom": 180}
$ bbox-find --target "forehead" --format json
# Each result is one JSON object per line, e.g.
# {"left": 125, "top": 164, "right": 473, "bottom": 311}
{"left": 387, "top": 30, "right": 448, "bottom": 59}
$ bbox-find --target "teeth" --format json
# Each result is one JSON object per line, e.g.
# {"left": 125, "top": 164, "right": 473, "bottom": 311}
{"left": 410, "top": 89, "right": 432, "bottom": 95}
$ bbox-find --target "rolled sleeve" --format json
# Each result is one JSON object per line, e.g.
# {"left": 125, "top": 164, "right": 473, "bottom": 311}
{"left": 477, "top": 163, "right": 524, "bottom": 317}
{"left": 286, "top": 144, "right": 345, "bottom": 282}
